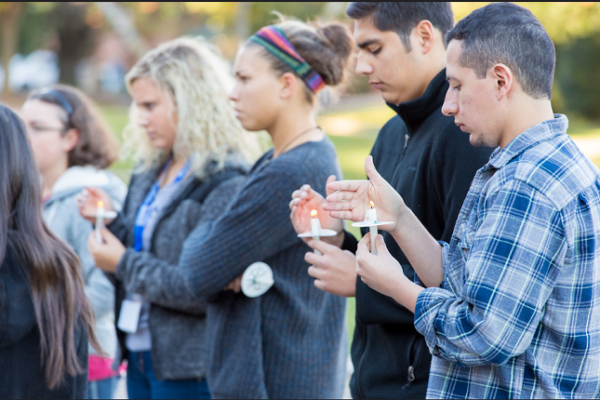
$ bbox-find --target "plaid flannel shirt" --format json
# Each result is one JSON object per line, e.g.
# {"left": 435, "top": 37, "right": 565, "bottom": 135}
{"left": 414, "top": 115, "right": 600, "bottom": 399}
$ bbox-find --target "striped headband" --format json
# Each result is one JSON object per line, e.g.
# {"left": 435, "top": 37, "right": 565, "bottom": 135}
{"left": 250, "top": 25, "right": 326, "bottom": 93}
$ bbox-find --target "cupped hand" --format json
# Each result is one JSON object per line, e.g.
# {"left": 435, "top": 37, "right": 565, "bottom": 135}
{"left": 77, "top": 187, "right": 115, "bottom": 224}
{"left": 290, "top": 175, "right": 343, "bottom": 243}
{"left": 323, "top": 156, "right": 405, "bottom": 233}
{"left": 355, "top": 232, "right": 407, "bottom": 298}
{"left": 87, "top": 228, "right": 126, "bottom": 273}
{"left": 305, "top": 239, "right": 357, "bottom": 297}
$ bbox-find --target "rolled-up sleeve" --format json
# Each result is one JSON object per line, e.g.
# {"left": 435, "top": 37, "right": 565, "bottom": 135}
{"left": 414, "top": 180, "right": 567, "bottom": 367}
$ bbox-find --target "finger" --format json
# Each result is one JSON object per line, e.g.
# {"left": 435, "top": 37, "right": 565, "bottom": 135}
{"left": 327, "top": 210, "right": 355, "bottom": 220}
{"left": 304, "top": 251, "right": 324, "bottom": 267}
{"left": 291, "top": 190, "right": 302, "bottom": 200}
{"left": 375, "top": 234, "right": 389, "bottom": 255}
{"left": 322, "top": 201, "right": 355, "bottom": 211}
{"left": 356, "top": 233, "right": 371, "bottom": 255}
{"left": 364, "top": 156, "right": 386, "bottom": 186}
{"left": 327, "top": 179, "right": 367, "bottom": 193}
{"left": 326, "top": 190, "right": 357, "bottom": 202}
{"left": 325, "top": 175, "right": 337, "bottom": 197}
{"left": 307, "top": 239, "right": 338, "bottom": 254}
{"left": 307, "top": 265, "right": 325, "bottom": 280}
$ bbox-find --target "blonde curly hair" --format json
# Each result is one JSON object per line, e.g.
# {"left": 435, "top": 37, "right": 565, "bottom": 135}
{"left": 122, "top": 37, "right": 259, "bottom": 178}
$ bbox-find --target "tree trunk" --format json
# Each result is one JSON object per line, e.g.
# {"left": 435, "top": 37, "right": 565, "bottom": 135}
{"left": 1, "top": 3, "right": 23, "bottom": 94}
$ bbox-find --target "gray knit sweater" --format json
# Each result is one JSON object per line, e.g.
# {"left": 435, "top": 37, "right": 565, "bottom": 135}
{"left": 109, "top": 156, "right": 248, "bottom": 381}
{"left": 116, "top": 138, "right": 347, "bottom": 398}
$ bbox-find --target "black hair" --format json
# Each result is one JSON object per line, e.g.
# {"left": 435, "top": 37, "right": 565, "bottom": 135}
{"left": 445, "top": 2, "right": 555, "bottom": 99}
{"left": 0, "top": 104, "right": 101, "bottom": 389}
{"left": 345, "top": 2, "right": 454, "bottom": 51}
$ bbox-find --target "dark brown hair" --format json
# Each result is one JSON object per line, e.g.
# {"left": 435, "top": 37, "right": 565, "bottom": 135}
{"left": 0, "top": 105, "right": 101, "bottom": 389}
{"left": 247, "top": 19, "right": 354, "bottom": 103}
{"left": 27, "top": 85, "right": 119, "bottom": 169}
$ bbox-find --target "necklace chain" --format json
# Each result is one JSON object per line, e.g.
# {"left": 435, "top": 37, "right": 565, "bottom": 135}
{"left": 278, "top": 126, "right": 321, "bottom": 155}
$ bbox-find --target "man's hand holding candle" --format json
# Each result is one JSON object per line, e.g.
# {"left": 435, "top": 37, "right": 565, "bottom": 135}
{"left": 87, "top": 228, "right": 126, "bottom": 273}
{"left": 355, "top": 232, "right": 423, "bottom": 313}
{"left": 290, "top": 175, "right": 343, "bottom": 247}
{"left": 323, "top": 156, "right": 406, "bottom": 235}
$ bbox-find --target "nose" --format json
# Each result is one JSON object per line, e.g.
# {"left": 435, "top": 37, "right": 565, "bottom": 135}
{"left": 137, "top": 109, "right": 150, "bottom": 128}
{"left": 355, "top": 52, "right": 374, "bottom": 77}
{"left": 442, "top": 89, "right": 458, "bottom": 117}
{"left": 229, "top": 84, "right": 241, "bottom": 102}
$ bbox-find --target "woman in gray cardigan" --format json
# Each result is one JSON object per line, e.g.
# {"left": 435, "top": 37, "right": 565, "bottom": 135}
{"left": 78, "top": 37, "right": 257, "bottom": 399}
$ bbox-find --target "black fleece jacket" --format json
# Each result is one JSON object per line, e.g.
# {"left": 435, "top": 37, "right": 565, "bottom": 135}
{"left": 0, "top": 243, "right": 87, "bottom": 399}
{"left": 345, "top": 70, "right": 494, "bottom": 399}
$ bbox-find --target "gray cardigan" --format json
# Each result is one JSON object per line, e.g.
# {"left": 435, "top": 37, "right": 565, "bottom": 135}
{"left": 108, "top": 157, "right": 247, "bottom": 381}
{"left": 115, "top": 139, "right": 347, "bottom": 398}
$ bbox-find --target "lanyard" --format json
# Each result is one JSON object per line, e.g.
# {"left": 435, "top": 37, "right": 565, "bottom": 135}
{"left": 133, "top": 158, "right": 191, "bottom": 252}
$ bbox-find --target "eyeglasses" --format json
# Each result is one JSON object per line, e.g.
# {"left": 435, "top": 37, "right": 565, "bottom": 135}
{"left": 26, "top": 124, "right": 66, "bottom": 135}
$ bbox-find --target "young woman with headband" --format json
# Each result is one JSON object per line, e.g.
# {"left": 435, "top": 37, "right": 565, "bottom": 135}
{"left": 0, "top": 104, "right": 100, "bottom": 398}
{"left": 79, "top": 37, "right": 254, "bottom": 399}
{"left": 87, "top": 20, "right": 354, "bottom": 398}
{"left": 21, "top": 85, "right": 127, "bottom": 399}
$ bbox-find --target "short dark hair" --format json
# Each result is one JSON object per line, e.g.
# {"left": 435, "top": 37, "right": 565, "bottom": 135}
{"left": 345, "top": 2, "right": 454, "bottom": 51}
{"left": 445, "top": 2, "right": 555, "bottom": 99}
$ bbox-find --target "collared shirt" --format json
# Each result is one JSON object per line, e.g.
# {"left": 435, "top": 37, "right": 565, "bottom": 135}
{"left": 414, "top": 115, "right": 600, "bottom": 399}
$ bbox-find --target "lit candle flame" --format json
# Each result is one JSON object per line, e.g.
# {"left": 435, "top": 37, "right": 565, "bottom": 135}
{"left": 369, "top": 201, "right": 374, "bottom": 209}
{"left": 311, "top": 209, "right": 318, "bottom": 218}
{"left": 98, "top": 201, "right": 104, "bottom": 208}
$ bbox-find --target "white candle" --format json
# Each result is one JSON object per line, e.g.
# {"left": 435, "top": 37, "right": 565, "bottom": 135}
{"left": 310, "top": 209, "right": 322, "bottom": 255}
{"left": 368, "top": 201, "right": 378, "bottom": 255}
{"left": 95, "top": 201, "right": 105, "bottom": 244}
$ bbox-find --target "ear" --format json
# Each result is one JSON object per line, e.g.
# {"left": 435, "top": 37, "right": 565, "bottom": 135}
{"left": 61, "top": 128, "right": 80, "bottom": 153}
{"left": 279, "top": 72, "right": 297, "bottom": 100}
{"left": 413, "top": 20, "right": 436, "bottom": 55}
{"left": 491, "top": 63, "right": 514, "bottom": 100}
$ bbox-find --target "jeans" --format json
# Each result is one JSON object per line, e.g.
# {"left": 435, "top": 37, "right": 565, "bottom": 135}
{"left": 127, "top": 351, "right": 211, "bottom": 399}
{"left": 87, "top": 376, "right": 118, "bottom": 399}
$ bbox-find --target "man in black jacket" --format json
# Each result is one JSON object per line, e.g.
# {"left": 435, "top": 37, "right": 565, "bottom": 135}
{"left": 290, "top": 3, "right": 494, "bottom": 399}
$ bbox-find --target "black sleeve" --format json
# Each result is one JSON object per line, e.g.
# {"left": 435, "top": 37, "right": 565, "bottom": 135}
{"left": 340, "top": 229, "right": 358, "bottom": 254}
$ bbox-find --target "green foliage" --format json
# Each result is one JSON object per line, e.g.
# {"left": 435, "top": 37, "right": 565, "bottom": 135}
{"left": 555, "top": 36, "right": 600, "bottom": 121}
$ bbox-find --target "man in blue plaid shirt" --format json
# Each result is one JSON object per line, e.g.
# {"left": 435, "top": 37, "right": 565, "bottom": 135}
{"left": 324, "top": 3, "right": 600, "bottom": 398}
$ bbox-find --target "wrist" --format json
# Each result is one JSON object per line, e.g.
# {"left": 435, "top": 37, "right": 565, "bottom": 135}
{"left": 392, "top": 275, "right": 422, "bottom": 313}
{"left": 329, "top": 230, "right": 345, "bottom": 248}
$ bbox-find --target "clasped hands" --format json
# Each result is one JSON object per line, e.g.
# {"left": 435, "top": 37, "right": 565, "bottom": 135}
{"left": 290, "top": 156, "right": 413, "bottom": 300}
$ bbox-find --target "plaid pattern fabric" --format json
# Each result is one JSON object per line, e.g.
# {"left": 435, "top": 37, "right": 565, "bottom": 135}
{"left": 414, "top": 115, "right": 600, "bottom": 399}
{"left": 250, "top": 25, "right": 325, "bottom": 93}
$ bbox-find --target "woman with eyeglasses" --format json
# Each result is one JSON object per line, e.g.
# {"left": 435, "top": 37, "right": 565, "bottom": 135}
{"left": 21, "top": 85, "right": 127, "bottom": 399}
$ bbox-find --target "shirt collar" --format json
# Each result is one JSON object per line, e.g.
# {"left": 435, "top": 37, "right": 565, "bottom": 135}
{"left": 488, "top": 114, "right": 569, "bottom": 170}
{"left": 386, "top": 69, "right": 447, "bottom": 135}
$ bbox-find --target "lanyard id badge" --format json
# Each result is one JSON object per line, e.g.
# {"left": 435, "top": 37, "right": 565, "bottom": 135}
{"left": 117, "top": 295, "right": 143, "bottom": 333}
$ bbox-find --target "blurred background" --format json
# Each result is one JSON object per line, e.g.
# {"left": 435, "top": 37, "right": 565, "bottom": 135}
{"left": 1, "top": 1, "right": 599, "bottom": 374}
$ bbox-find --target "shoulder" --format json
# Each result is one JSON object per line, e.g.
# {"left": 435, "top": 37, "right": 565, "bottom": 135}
{"left": 512, "top": 135, "right": 600, "bottom": 210}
